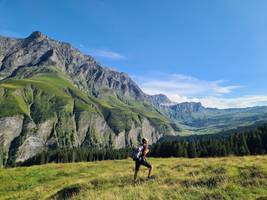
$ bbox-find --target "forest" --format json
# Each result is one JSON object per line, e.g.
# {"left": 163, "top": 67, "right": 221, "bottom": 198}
{"left": 150, "top": 124, "right": 267, "bottom": 158}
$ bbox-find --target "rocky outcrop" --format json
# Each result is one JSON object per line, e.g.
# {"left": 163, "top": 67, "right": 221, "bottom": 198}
{"left": 0, "top": 116, "right": 24, "bottom": 152}
{"left": 15, "top": 119, "right": 54, "bottom": 162}
{"left": 113, "top": 118, "right": 169, "bottom": 148}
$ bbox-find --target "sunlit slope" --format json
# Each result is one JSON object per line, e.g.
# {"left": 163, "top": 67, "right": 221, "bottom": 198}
{"left": 0, "top": 73, "right": 99, "bottom": 119}
{"left": 0, "top": 156, "right": 267, "bottom": 200}
{"left": 0, "top": 71, "right": 174, "bottom": 132}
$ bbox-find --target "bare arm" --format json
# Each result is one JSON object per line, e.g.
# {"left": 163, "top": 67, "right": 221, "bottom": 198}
{"left": 143, "top": 147, "right": 149, "bottom": 157}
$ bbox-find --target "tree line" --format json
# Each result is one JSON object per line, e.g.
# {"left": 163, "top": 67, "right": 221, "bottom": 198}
{"left": 16, "top": 148, "right": 131, "bottom": 167}
{"left": 149, "top": 124, "right": 267, "bottom": 158}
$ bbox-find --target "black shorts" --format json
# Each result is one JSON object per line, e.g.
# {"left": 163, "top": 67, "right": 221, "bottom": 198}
{"left": 135, "top": 158, "right": 152, "bottom": 171}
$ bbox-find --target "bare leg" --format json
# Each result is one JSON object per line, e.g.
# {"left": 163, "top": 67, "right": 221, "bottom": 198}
{"left": 148, "top": 165, "right": 153, "bottom": 178}
{"left": 134, "top": 170, "right": 138, "bottom": 181}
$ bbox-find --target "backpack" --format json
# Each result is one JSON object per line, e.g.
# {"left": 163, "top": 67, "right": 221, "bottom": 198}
{"left": 132, "top": 146, "right": 143, "bottom": 161}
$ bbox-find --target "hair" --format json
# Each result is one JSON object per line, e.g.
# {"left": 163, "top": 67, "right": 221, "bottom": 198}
{"left": 142, "top": 138, "right": 148, "bottom": 144}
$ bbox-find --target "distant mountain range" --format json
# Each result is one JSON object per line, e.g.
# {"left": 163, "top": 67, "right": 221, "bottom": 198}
{"left": 150, "top": 94, "right": 267, "bottom": 134}
{"left": 1, "top": 31, "right": 267, "bottom": 164}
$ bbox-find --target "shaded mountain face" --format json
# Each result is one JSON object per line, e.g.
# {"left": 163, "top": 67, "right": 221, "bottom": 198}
{"left": 0, "top": 32, "right": 176, "bottom": 164}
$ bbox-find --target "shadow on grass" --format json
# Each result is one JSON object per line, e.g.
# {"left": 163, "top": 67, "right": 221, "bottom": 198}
{"left": 48, "top": 184, "right": 81, "bottom": 200}
{"left": 256, "top": 197, "right": 267, "bottom": 200}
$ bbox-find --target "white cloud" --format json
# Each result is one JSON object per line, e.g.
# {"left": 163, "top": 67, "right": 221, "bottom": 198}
{"left": 200, "top": 95, "right": 267, "bottom": 109}
{"left": 89, "top": 49, "right": 125, "bottom": 60}
{"left": 135, "top": 73, "right": 267, "bottom": 109}
{"left": 139, "top": 73, "right": 241, "bottom": 97}
{"left": 168, "top": 94, "right": 267, "bottom": 109}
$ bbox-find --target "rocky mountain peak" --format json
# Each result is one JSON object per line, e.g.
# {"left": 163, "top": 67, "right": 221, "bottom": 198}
{"left": 25, "top": 31, "right": 48, "bottom": 43}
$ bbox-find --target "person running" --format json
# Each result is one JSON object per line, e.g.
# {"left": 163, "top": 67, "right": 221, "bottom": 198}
{"left": 133, "top": 138, "right": 153, "bottom": 182}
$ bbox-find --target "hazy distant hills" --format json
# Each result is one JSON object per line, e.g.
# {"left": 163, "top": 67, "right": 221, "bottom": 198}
{"left": 150, "top": 94, "right": 267, "bottom": 134}
{"left": 1, "top": 31, "right": 267, "bottom": 163}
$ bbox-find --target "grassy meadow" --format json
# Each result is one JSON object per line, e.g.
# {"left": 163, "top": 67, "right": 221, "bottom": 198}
{"left": 1, "top": 156, "right": 267, "bottom": 200}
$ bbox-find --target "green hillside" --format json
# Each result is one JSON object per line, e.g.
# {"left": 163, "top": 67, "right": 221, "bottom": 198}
{"left": 1, "top": 156, "right": 267, "bottom": 200}
{"left": 0, "top": 73, "right": 97, "bottom": 119}
{"left": 0, "top": 71, "right": 173, "bottom": 130}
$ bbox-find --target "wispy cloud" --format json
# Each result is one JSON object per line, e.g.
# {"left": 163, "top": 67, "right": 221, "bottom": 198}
{"left": 138, "top": 73, "right": 241, "bottom": 97}
{"left": 135, "top": 73, "right": 267, "bottom": 109}
{"left": 89, "top": 49, "right": 125, "bottom": 60}
{"left": 78, "top": 44, "right": 125, "bottom": 60}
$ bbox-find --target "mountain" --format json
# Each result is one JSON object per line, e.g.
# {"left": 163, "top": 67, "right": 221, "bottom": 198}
{"left": 148, "top": 94, "right": 172, "bottom": 108}
{"left": 0, "top": 31, "right": 177, "bottom": 164}
{"left": 154, "top": 98, "right": 267, "bottom": 134}
{"left": 0, "top": 31, "right": 146, "bottom": 100}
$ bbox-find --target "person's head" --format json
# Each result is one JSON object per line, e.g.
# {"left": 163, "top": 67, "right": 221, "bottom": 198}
{"left": 142, "top": 138, "right": 148, "bottom": 145}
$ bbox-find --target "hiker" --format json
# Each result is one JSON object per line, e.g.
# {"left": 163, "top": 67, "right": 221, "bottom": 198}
{"left": 133, "top": 138, "right": 153, "bottom": 181}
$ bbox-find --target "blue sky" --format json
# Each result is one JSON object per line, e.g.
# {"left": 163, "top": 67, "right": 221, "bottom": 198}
{"left": 1, "top": 0, "right": 267, "bottom": 108}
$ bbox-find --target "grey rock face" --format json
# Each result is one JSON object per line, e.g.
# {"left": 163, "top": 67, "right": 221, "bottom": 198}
{"left": 148, "top": 94, "right": 172, "bottom": 108}
{"left": 0, "top": 95, "right": 173, "bottom": 163}
{"left": 15, "top": 119, "right": 54, "bottom": 162}
{"left": 0, "top": 31, "right": 146, "bottom": 100}
{"left": 160, "top": 102, "right": 205, "bottom": 121}
{"left": 141, "top": 118, "right": 165, "bottom": 144}
{"left": 113, "top": 118, "right": 170, "bottom": 148}
{"left": 0, "top": 116, "right": 24, "bottom": 152}
{"left": 4, "top": 112, "right": 167, "bottom": 162}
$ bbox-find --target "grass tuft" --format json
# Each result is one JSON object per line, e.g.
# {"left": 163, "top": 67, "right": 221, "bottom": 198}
{"left": 239, "top": 166, "right": 267, "bottom": 187}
